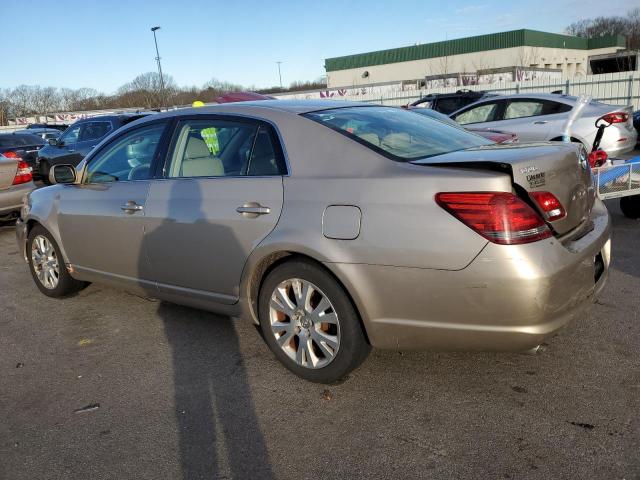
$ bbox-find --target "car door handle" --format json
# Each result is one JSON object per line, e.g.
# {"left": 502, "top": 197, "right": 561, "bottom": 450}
{"left": 236, "top": 203, "right": 270, "bottom": 217}
{"left": 121, "top": 201, "right": 144, "bottom": 214}
{"left": 533, "top": 120, "right": 548, "bottom": 124}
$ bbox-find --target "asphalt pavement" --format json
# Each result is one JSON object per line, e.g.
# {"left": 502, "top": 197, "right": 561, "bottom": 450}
{"left": 1, "top": 200, "right": 638, "bottom": 480}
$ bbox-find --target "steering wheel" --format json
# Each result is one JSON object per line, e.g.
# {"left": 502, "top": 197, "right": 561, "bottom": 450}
{"left": 128, "top": 164, "right": 150, "bottom": 181}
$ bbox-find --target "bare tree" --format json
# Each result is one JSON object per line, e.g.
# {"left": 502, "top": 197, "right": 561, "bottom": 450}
{"left": 566, "top": 8, "right": 640, "bottom": 50}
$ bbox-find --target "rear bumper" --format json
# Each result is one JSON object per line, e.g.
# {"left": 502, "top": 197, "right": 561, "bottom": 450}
{"left": 601, "top": 127, "right": 638, "bottom": 156}
{"left": 0, "top": 182, "right": 35, "bottom": 216}
{"left": 327, "top": 199, "right": 611, "bottom": 352}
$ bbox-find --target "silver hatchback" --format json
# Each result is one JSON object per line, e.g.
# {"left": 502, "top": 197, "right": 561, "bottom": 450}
{"left": 16, "top": 101, "right": 611, "bottom": 383}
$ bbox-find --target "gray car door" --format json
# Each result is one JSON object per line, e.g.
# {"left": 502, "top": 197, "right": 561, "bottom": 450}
{"left": 143, "top": 116, "right": 286, "bottom": 304}
{"left": 497, "top": 99, "right": 571, "bottom": 142}
{"left": 56, "top": 121, "right": 169, "bottom": 290}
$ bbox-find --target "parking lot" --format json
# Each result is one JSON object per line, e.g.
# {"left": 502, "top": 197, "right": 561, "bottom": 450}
{"left": 0, "top": 194, "right": 637, "bottom": 479}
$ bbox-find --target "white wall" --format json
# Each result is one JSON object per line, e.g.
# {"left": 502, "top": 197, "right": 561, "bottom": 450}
{"left": 326, "top": 46, "right": 622, "bottom": 88}
{"left": 322, "top": 71, "right": 640, "bottom": 109}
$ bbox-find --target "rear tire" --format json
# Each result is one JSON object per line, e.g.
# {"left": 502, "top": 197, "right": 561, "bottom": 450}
{"left": 620, "top": 195, "right": 640, "bottom": 219}
{"left": 258, "top": 259, "right": 370, "bottom": 383}
{"left": 27, "top": 225, "right": 88, "bottom": 297}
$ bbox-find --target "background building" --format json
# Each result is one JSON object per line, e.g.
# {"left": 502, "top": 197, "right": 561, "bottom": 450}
{"left": 324, "top": 29, "right": 627, "bottom": 89}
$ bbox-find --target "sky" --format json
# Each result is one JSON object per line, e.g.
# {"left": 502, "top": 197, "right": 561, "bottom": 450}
{"left": 1, "top": 0, "right": 636, "bottom": 94}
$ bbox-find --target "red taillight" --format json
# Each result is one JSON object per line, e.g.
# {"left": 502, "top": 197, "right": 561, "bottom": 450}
{"left": 12, "top": 160, "right": 33, "bottom": 185}
{"left": 601, "top": 112, "right": 629, "bottom": 124}
{"left": 2, "top": 151, "right": 20, "bottom": 159}
{"left": 588, "top": 149, "right": 608, "bottom": 168}
{"left": 529, "top": 191, "right": 566, "bottom": 222}
{"left": 435, "top": 192, "right": 552, "bottom": 245}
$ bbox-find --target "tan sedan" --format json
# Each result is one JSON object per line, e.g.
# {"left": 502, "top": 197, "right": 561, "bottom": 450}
{"left": 16, "top": 101, "right": 610, "bottom": 382}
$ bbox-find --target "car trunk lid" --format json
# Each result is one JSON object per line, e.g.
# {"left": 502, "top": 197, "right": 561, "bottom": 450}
{"left": 413, "top": 143, "right": 595, "bottom": 236}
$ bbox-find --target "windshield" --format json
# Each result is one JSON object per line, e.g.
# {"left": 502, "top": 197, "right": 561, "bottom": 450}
{"left": 304, "top": 106, "right": 492, "bottom": 161}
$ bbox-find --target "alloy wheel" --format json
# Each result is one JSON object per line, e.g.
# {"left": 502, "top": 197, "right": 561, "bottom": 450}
{"left": 31, "top": 235, "right": 59, "bottom": 289}
{"left": 268, "top": 278, "right": 340, "bottom": 369}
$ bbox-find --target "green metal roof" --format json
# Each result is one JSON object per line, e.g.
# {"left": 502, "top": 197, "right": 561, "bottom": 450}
{"left": 324, "top": 29, "right": 626, "bottom": 72}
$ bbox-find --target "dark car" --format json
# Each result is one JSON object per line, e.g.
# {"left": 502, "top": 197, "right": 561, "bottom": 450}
{"left": 36, "top": 114, "right": 148, "bottom": 181}
{"left": 0, "top": 133, "right": 45, "bottom": 169}
{"left": 410, "top": 89, "right": 494, "bottom": 115}
{"left": 27, "top": 123, "right": 68, "bottom": 132}
{"left": 16, "top": 128, "right": 61, "bottom": 142}
{"left": 633, "top": 110, "right": 639, "bottom": 144}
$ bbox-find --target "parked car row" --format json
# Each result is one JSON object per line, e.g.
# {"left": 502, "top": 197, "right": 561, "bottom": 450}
{"left": 16, "top": 100, "right": 611, "bottom": 383}
{"left": 35, "top": 114, "right": 149, "bottom": 182}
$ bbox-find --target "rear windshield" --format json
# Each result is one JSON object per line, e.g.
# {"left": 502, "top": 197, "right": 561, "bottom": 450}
{"left": 304, "top": 106, "right": 492, "bottom": 161}
{"left": 0, "top": 134, "right": 43, "bottom": 147}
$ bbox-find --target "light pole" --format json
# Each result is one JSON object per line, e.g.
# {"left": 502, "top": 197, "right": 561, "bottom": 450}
{"left": 276, "top": 61, "right": 283, "bottom": 89}
{"left": 151, "top": 26, "right": 165, "bottom": 108}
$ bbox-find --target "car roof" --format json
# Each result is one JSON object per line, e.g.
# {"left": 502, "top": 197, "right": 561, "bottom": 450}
{"left": 15, "top": 128, "right": 59, "bottom": 133}
{"left": 166, "top": 99, "right": 374, "bottom": 116}
{"left": 74, "top": 113, "right": 149, "bottom": 123}
{"left": 471, "top": 93, "right": 576, "bottom": 103}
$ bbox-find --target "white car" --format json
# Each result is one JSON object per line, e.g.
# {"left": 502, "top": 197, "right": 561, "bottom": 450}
{"left": 450, "top": 93, "right": 637, "bottom": 156}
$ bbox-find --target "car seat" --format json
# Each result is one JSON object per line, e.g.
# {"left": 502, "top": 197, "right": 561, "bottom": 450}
{"left": 179, "top": 136, "right": 224, "bottom": 177}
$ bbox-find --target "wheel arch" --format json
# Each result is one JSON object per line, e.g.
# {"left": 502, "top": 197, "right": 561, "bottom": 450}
{"left": 549, "top": 135, "right": 589, "bottom": 150}
{"left": 242, "top": 249, "right": 371, "bottom": 345}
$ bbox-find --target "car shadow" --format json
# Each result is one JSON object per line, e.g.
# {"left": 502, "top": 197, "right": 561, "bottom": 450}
{"left": 605, "top": 199, "right": 639, "bottom": 278}
{"left": 139, "top": 180, "right": 273, "bottom": 479}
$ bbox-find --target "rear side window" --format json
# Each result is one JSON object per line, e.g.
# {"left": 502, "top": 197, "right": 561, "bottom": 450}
{"left": 505, "top": 100, "right": 572, "bottom": 119}
{"left": 247, "top": 126, "right": 285, "bottom": 176}
{"left": 543, "top": 101, "right": 572, "bottom": 114}
{"left": 305, "top": 106, "right": 492, "bottom": 161}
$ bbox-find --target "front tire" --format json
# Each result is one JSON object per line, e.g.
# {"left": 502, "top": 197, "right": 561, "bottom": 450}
{"left": 258, "top": 259, "right": 370, "bottom": 383}
{"left": 27, "top": 225, "right": 88, "bottom": 297}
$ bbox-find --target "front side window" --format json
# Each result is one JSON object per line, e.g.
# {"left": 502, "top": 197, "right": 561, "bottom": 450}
{"left": 305, "top": 106, "right": 491, "bottom": 161}
{"left": 85, "top": 123, "right": 165, "bottom": 183}
{"left": 59, "top": 124, "right": 81, "bottom": 145}
{"left": 454, "top": 102, "right": 500, "bottom": 125}
{"left": 80, "top": 121, "right": 112, "bottom": 142}
{"left": 166, "top": 119, "right": 285, "bottom": 178}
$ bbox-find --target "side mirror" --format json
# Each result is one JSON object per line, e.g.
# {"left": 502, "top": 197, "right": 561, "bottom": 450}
{"left": 48, "top": 138, "right": 59, "bottom": 146}
{"left": 49, "top": 164, "right": 76, "bottom": 184}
